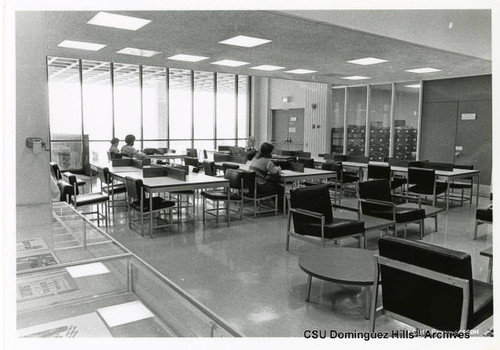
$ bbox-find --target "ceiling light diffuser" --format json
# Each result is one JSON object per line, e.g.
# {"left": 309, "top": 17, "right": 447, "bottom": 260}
{"left": 405, "top": 67, "right": 442, "bottom": 73}
{"left": 219, "top": 35, "right": 271, "bottom": 48}
{"left": 405, "top": 84, "right": 422, "bottom": 88}
{"left": 117, "top": 47, "right": 160, "bottom": 57}
{"left": 347, "top": 57, "right": 388, "bottom": 65}
{"left": 58, "top": 40, "right": 106, "bottom": 51}
{"left": 285, "top": 69, "right": 317, "bottom": 74}
{"left": 167, "top": 54, "right": 209, "bottom": 62}
{"left": 211, "top": 59, "right": 249, "bottom": 67}
{"left": 340, "top": 76, "right": 371, "bottom": 80}
{"left": 88, "top": 12, "right": 151, "bottom": 31}
{"left": 251, "top": 65, "right": 286, "bottom": 71}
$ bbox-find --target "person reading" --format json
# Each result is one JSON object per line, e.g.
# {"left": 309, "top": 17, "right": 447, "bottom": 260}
{"left": 120, "top": 134, "right": 144, "bottom": 158}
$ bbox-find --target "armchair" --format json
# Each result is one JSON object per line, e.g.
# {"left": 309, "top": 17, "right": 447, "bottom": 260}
{"left": 407, "top": 167, "right": 447, "bottom": 206}
{"left": 370, "top": 236, "right": 493, "bottom": 331}
{"left": 358, "top": 179, "right": 425, "bottom": 239}
{"left": 474, "top": 207, "right": 492, "bottom": 240}
{"left": 287, "top": 184, "right": 365, "bottom": 250}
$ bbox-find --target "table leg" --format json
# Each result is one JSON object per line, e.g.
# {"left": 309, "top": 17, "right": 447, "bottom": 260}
{"left": 149, "top": 193, "right": 154, "bottom": 238}
{"left": 283, "top": 180, "right": 289, "bottom": 215}
{"left": 361, "top": 286, "right": 372, "bottom": 320}
{"left": 306, "top": 275, "right": 312, "bottom": 302}
{"left": 446, "top": 179, "right": 450, "bottom": 212}
{"left": 487, "top": 257, "right": 493, "bottom": 284}
{"left": 476, "top": 174, "right": 480, "bottom": 207}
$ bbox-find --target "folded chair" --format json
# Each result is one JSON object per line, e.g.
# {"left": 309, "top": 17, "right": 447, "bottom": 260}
{"left": 371, "top": 236, "right": 493, "bottom": 331}
{"left": 287, "top": 184, "right": 365, "bottom": 250}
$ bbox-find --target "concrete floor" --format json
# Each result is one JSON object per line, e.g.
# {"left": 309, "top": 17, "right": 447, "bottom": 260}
{"left": 102, "top": 193, "right": 493, "bottom": 337}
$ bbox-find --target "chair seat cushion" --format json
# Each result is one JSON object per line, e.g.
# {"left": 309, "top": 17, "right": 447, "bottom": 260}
{"left": 130, "top": 197, "right": 176, "bottom": 212}
{"left": 72, "top": 193, "right": 109, "bottom": 206}
{"left": 476, "top": 208, "right": 493, "bottom": 222}
{"left": 369, "top": 206, "right": 425, "bottom": 223}
{"left": 296, "top": 218, "right": 364, "bottom": 239}
{"left": 469, "top": 279, "right": 494, "bottom": 328}
{"left": 201, "top": 190, "right": 241, "bottom": 201}
{"left": 408, "top": 182, "right": 448, "bottom": 195}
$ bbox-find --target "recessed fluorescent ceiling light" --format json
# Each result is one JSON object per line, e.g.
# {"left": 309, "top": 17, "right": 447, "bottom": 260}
{"left": 405, "top": 84, "right": 421, "bottom": 88}
{"left": 341, "top": 76, "right": 371, "bottom": 80}
{"left": 251, "top": 65, "right": 285, "bottom": 71}
{"left": 347, "top": 57, "right": 388, "bottom": 65}
{"left": 117, "top": 47, "right": 160, "bottom": 57}
{"left": 219, "top": 35, "right": 271, "bottom": 47}
{"left": 211, "top": 59, "right": 249, "bottom": 67}
{"left": 285, "top": 69, "right": 317, "bottom": 74}
{"left": 167, "top": 54, "right": 209, "bottom": 62}
{"left": 405, "top": 67, "right": 442, "bottom": 73}
{"left": 88, "top": 12, "right": 151, "bottom": 31}
{"left": 58, "top": 40, "right": 106, "bottom": 51}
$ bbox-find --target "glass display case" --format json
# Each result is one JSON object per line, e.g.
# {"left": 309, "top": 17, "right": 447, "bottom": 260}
{"left": 16, "top": 202, "right": 242, "bottom": 338}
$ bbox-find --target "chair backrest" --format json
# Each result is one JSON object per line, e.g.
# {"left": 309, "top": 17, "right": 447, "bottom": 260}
{"left": 202, "top": 161, "right": 217, "bottom": 176}
{"left": 378, "top": 236, "right": 474, "bottom": 330}
{"left": 323, "top": 154, "right": 346, "bottom": 162}
{"left": 97, "top": 167, "right": 111, "bottom": 185}
{"left": 143, "top": 148, "right": 161, "bottom": 155}
{"left": 290, "top": 185, "right": 334, "bottom": 230}
{"left": 50, "top": 162, "right": 62, "bottom": 180}
{"left": 408, "top": 160, "right": 428, "bottom": 168}
{"left": 454, "top": 164, "right": 473, "bottom": 170}
{"left": 203, "top": 149, "right": 208, "bottom": 159}
{"left": 296, "top": 157, "right": 314, "bottom": 168}
{"left": 345, "top": 155, "right": 369, "bottom": 163}
{"left": 65, "top": 174, "right": 80, "bottom": 195}
{"left": 367, "top": 164, "right": 391, "bottom": 180}
{"left": 186, "top": 148, "right": 198, "bottom": 158}
{"left": 358, "top": 179, "right": 393, "bottom": 215}
{"left": 424, "top": 162, "right": 454, "bottom": 171}
{"left": 214, "top": 153, "right": 231, "bottom": 163}
{"left": 57, "top": 180, "right": 73, "bottom": 202}
{"left": 229, "top": 155, "right": 247, "bottom": 164}
{"left": 288, "top": 162, "right": 305, "bottom": 172}
{"left": 224, "top": 169, "right": 244, "bottom": 191}
{"left": 408, "top": 167, "right": 435, "bottom": 190}
{"left": 125, "top": 176, "right": 144, "bottom": 202}
{"left": 222, "top": 163, "right": 240, "bottom": 174}
{"left": 184, "top": 157, "right": 199, "bottom": 167}
{"left": 239, "top": 170, "right": 257, "bottom": 195}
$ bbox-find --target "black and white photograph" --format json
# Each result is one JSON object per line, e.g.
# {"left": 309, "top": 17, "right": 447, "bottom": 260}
{"left": 3, "top": 0, "right": 497, "bottom": 349}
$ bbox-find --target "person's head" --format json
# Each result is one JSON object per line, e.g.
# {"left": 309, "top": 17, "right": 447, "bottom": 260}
{"left": 124, "top": 134, "right": 135, "bottom": 146}
{"left": 111, "top": 137, "right": 119, "bottom": 146}
{"left": 246, "top": 136, "right": 255, "bottom": 148}
{"left": 257, "top": 142, "right": 274, "bottom": 159}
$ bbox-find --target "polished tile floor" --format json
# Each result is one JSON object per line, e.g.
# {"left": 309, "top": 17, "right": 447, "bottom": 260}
{"left": 102, "top": 193, "right": 493, "bottom": 337}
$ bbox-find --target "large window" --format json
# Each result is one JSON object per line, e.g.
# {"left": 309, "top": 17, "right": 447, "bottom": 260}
{"left": 346, "top": 86, "right": 367, "bottom": 156}
{"left": 368, "top": 84, "right": 392, "bottom": 161}
{"left": 47, "top": 56, "right": 251, "bottom": 170}
{"left": 394, "top": 82, "right": 420, "bottom": 160}
{"left": 331, "top": 88, "right": 345, "bottom": 154}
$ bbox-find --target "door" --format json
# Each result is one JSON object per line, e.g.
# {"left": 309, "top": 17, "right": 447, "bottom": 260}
{"left": 271, "top": 109, "right": 304, "bottom": 151}
{"left": 420, "top": 102, "right": 458, "bottom": 162}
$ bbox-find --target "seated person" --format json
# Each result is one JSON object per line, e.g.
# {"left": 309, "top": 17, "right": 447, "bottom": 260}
{"left": 245, "top": 136, "right": 258, "bottom": 161}
{"left": 109, "top": 137, "right": 120, "bottom": 154}
{"left": 120, "top": 134, "right": 144, "bottom": 158}
{"left": 249, "top": 142, "right": 285, "bottom": 211}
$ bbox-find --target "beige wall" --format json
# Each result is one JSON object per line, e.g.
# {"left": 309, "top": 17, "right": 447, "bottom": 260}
{"left": 16, "top": 12, "right": 51, "bottom": 206}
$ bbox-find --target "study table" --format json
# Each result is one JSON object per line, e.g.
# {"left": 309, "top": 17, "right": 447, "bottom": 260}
{"left": 333, "top": 160, "right": 480, "bottom": 211}
{"left": 214, "top": 162, "right": 336, "bottom": 211}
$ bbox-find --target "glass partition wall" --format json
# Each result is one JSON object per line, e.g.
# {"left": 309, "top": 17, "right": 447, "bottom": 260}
{"left": 331, "top": 82, "right": 421, "bottom": 160}
{"left": 47, "top": 56, "right": 250, "bottom": 171}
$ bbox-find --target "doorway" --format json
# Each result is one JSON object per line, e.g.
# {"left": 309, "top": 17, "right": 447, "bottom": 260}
{"left": 271, "top": 109, "right": 305, "bottom": 151}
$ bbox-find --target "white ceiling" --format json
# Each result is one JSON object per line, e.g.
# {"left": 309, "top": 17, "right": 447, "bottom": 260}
{"left": 36, "top": 9, "right": 492, "bottom": 86}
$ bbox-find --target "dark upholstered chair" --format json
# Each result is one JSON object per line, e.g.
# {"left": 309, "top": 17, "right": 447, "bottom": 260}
{"left": 358, "top": 179, "right": 425, "bottom": 239}
{"left": 200, "top": 169, "right": 245, "bottom": 225}
{"left": 448, "top": 164, "right": 474, "bottom": 206}
{"left": 97, "top": 167, "right": 126, "bottom": 209}
{"left": 239, "top": 170, "right": 278, "bottom": 217}
{"left": 287, "top": 184, "right": 365, "bottom": 250}
{"left": 326, "top": 162, "right": 359, "bottom": 205}
{"left": 367, "top": 164, "right": 406, "bottom": 191}
{"left": 58, "top": 175, "right": 109, "bottom": 229}
{"left": 474, "top": 207, "right": 492, "bottom": 240}
{"left": 371, "top": 236, "right": 493, "bottom": 331}
{"left": 124, "top": 176, "right": 176, "bottom": 238}
{"left": 222, "top": 162, "right": 240, "bottom": 174}
{"left": 51, "top": 162, "right": 86, "bottom": 192}
{"left": 407, "top": 167, "right": 447, "bottom": 206}
{"left": 203, "top": 161, "right": 217, "bottom": 176}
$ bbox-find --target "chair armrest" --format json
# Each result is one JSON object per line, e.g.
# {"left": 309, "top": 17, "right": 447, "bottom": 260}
{"left": 392, "top": 194, "right": 422, "bottom": 208}
{"left": 332, "top": 203, "right": 361, "bottom": 220}
{"left": 289, "top": 208, "right": 324, "bottom": 219}
{"left": 359, "top": 198, "right": 395, "bottom": 208}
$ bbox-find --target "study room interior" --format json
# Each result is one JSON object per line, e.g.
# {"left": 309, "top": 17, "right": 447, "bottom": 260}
{"left": 12, "top": 8, "right": 494, "bottom": 340}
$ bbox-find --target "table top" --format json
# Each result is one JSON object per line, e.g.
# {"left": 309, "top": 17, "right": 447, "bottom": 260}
{"left": 298, "top": 247, "right": 377, "bottom": 286}
{"left": 91, "top": 162, "right": 143, "bottom": 173}
{"left": 115, "top": 171, "right": 229, "bottom": 191}
{"left": 480, "top": 247, "right": 493, "bottom": 258}
{"left": 146, "top": 153, "right": 186, "bottom": 159}
{"left": 214, "top": 162, "right": 335, "bottom": 179}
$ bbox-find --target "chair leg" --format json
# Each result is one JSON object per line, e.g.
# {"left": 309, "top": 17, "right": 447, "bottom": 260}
{"left": 473, "top": 220, "right": 478, "bottom": 240}
{"left": 370, "top": 264, "right": 381, "bottom": 332}
{"left": 202, "top": 197, "right": 206, "bottom": 224}
{"left": 420, "top": 219, "right": 424, "bottom": 239}
{"left": 434, "top": 216, "right": 438, "bottom": 232}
